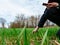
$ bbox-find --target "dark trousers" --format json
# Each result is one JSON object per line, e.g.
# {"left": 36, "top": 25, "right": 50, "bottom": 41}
{"left": 38, "top": 7, "right": 60, "bottom": 27}
{"left": 38, "top": 7, "right": 60, "bottom": 39}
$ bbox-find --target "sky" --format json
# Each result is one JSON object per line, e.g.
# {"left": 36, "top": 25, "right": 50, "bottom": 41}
{"left": 0, "top": 0, "right": 48, "bottom": 27}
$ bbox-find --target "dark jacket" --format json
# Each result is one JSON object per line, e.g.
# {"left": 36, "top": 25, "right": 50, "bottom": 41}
{"left": 38, "top": 0, "right": 60, "bottom": 27}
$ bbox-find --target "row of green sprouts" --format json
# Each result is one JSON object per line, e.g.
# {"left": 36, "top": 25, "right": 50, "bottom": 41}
{"left": 0, "top": 27, "right": 59, "bottom": 45}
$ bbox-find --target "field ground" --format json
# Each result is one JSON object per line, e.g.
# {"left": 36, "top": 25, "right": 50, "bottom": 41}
{"left": 0, "top": 26, "right": 60, "bottom": 45}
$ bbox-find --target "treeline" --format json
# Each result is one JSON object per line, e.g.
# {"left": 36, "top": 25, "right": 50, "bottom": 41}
{"left": 9, "top": 14, "right": 40, "bottom": 28}
{"left": 9, "top": 14, "right": 56, "bottom": 28}
{"left": 0, "top": 14, "right": 56, "bottom": 28}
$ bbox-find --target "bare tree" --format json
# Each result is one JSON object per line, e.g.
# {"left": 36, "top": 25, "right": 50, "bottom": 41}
{"left": 30, "top": 16, "right": 35, "bottom": 27}
{"left": 34, "top": 17, "right": 38, "bottom": 27}
{"left": 20, "top": 14, "right": 25, "bottom": 27}
{"left": 10, "top": 14, "right": 25, "bottom": 28}
{"left": 15, "top": 14, "right": 21, "bottom": 28}
{"left": 0, "top": 18, "right": 6, "bottom": 28}
{"left": 46, "top": 20, "right": 50, "bottom": 26}
{"left": 25, "top": 18, "right": 29, "bottom": 28}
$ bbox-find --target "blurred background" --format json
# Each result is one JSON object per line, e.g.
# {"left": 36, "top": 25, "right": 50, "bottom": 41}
{"left": 0, "top": 0, "right": 56, "bottom": 28}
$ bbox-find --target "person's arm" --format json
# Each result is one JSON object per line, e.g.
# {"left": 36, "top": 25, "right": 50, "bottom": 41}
{"left": 44, "top": 0, "right": 59, "bottom": 8}
{"left": 38, "top": 14, "right": 48, "bottom": 27}
{"left": 33, "top": 13, "right": 48, "bottom": 33}
{"left": 46, "top": 2, "right": 59, "bottom": 9}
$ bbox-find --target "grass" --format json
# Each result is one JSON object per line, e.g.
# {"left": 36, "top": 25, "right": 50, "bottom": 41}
{"left": 41, "top": 28, "right": 48, "bottom": 45}
{"left": 0, "top": 26, "right": 59, "bottom": 45}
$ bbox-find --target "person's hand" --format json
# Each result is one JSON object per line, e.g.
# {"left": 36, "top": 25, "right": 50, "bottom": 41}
{"left": 33, "top": 26, "right": 39, "bottom": 33}
{"left": 46, "top": 2, "right": 59, "bottom": 8}
{"left": 33, "top": 29, "right": 38, "bottom": 33}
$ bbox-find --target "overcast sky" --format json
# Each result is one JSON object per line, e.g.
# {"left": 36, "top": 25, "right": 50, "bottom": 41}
{"left": 0, "top": 0, "right": 48, "bottom": 27}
